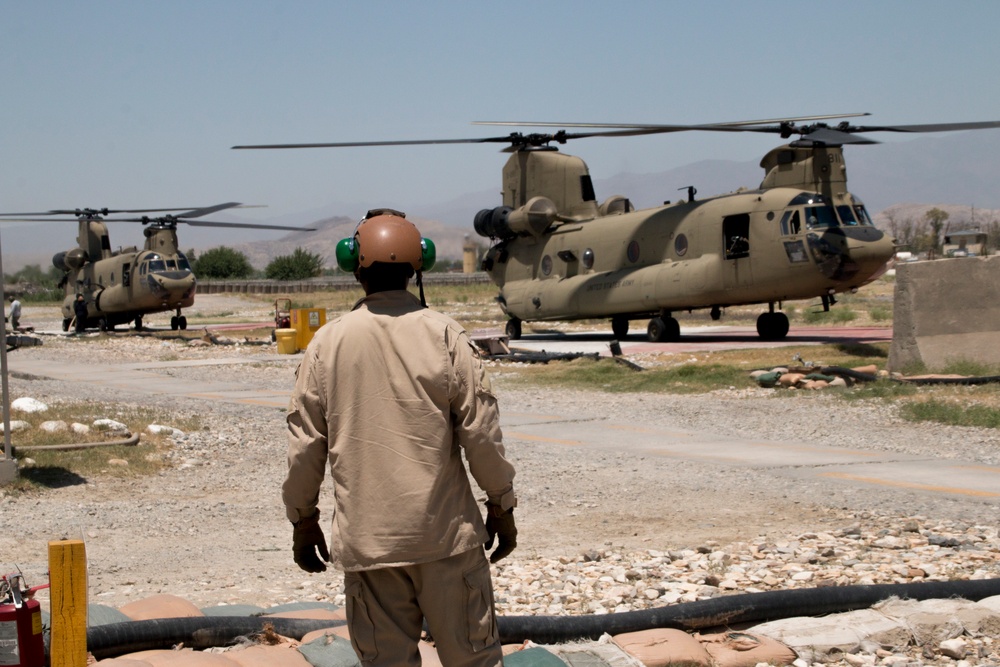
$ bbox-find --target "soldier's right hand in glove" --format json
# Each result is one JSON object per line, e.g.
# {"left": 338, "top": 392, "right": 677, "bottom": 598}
{"left": 484, "top": 503, "right": 517, "bottom": 563}
{"left": 292, "top": 510, "right": 330, "bottom": 573}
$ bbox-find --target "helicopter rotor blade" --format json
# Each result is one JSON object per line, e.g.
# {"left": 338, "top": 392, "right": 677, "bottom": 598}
{"left": 177, "top": 219, "right": 315, "bottom": 231}
{"left": 102, "top": 215, "right": 314, "bottom": 232}
{"left": 232, "top": 137, "right": 516, "bottom": 149}
{"left": 472, "top": 113, "right": 872, "bottom": 130}
{"left": 845, "top": 120, "right": 1000, "bottom": 134}
{"left": 171, "top": 202, "right": 244, "bottom": 219}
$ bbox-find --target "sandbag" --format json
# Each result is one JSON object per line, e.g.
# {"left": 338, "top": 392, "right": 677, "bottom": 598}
{"left": 200, "top": 604, "right": 265, "bottom": 617}
{"left": 94, "top": 659, "right": 154, "bottom": 666}
{"left": 264, "top": 608, "right": 347, "bottom": 621}
{"left": 777, "top": 373, "right": 804, "bottom": 388}
{"left": 751, "top": 607, "right": 910, "bottom": 662}
{"left": 611, "top": 628, "right": 712, "bottom": 667}
{"left": 301, "top": 626, "right": 351, "bottom": 644}
{"left": 223, "top": 643, "right": 312, "bottom": 667}
{"left": 503, "top": 646, "right": 568, "bottom": 665}
{"left": 118, "top": 594, "right": 205, "bottom": 621}
{"left": 111, "top": 650, "right": 239, "bottom": 666}
{"left": 886, "top": 597, "right": 1000, "bottom": 637}
{"left": 297, "top": 634, "right": 361, "bottom": 667}
{"left": 90, "top": 603, "right": 133, "bottom": 626}
{"left": 697, "top": 631, "right": 796, "bottom": 667}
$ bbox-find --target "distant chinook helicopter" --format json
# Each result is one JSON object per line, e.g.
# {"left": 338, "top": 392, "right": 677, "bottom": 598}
{"left": 0, "top": 203, "right": 313, "bottom": 332}
{"left": 233, "top": 115, "right": 1000, "bottom": 342}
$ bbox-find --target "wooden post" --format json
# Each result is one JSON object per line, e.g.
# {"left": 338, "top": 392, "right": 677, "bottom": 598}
{"left": 48, "top": 539, "right": 88, "bottom": 667}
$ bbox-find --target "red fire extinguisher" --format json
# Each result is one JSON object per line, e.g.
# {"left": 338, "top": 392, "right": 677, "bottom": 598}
{"left": 0, "top": 573, "right": 47, "bottom": 667}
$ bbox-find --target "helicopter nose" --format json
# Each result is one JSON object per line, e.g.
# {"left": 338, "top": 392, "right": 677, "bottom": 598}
{"left": 809, "top": 228, "right": 895, "bottom": 283}
{"left": 147, "top": 271, "right": 196, "bottom": 300}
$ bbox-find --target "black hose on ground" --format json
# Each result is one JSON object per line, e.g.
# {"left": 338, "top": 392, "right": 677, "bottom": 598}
{"left": 85, "top": 579, "right": 1000, "bottom": 659}
{"left": 497, "top": 578, "right": 1000, "bottom": 645}
{"left": 86, "top": 616, "right": 346, "bottom": 660}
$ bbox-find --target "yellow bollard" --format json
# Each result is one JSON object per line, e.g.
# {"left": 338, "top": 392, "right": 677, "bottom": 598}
{"left": 48, "top": 539, "right": 88, "bottom": 667}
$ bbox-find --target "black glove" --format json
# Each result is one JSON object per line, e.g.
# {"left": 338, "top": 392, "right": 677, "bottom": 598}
{"left": 292, "top": 510, "right": 330, "bottom": 573}
{"left": 484, "top": 503, "right": 517, "bottom": 563}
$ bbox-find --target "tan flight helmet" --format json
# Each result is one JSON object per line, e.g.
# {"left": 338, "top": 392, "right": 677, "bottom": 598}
{"left": 336, "top": 208, "right": 437, "bottom": 302}
{"left": 355, "top": 209, "right": 424, "bottom": 270}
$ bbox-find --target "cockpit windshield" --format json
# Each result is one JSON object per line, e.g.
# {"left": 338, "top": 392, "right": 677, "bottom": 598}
{"left": 804, "top": 205, "right": 838, "bottom": 230}
{"left": 786, "top": 193, "right": 875, "bottom": 230}
{"left": 176, "top": 252, "right": 192, "bottom": 271}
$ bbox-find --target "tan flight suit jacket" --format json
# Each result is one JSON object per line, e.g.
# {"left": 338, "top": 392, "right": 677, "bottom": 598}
{"left": 283, "top": 290, "right": 516, "bottom": 572}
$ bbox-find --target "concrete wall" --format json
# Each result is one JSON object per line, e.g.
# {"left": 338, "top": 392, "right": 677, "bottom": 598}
{"left": 889, "top": 256, "right": 1000, "bottom": 371}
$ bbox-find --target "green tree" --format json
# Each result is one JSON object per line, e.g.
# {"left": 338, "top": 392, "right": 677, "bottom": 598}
{"left": 193, "top": 246, "right": 255, "bottom": 279}
{"left": 265, "top": 247, "right": 324, "bottom": 281}
{"left": 924, "top": 207, "right": 950, "bottom": 254}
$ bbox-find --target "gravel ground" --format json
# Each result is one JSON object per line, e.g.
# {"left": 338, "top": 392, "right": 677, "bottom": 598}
{"left": 2, "top": 297, "right": 1000, "bottom": 665}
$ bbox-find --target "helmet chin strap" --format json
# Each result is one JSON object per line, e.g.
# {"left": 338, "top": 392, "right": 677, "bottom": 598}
{"left": 417, "top": 271, "right": 426, "bottom": 307}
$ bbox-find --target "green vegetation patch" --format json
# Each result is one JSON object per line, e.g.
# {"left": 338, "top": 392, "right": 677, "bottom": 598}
{"left": 901, "top": 399, "right": 1000, "bottom": 429}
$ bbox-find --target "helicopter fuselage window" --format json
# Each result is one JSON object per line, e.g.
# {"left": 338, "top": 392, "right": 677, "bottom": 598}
{"left": 148, "top": 260, "right": 166, "bottom": 272}
{"left": 722, "top": 213, "right": 751, "bottom": 260}
{"left": 804, "top": 205, "right": 838, "bottom": 230}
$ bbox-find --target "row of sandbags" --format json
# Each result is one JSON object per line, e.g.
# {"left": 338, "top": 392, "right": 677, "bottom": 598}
{"left": 751, "top": 364, "right": 881, "bottom": 390}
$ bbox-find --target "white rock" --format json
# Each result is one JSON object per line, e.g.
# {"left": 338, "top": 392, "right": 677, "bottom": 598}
{"left": 11, "top": 397, "right": 48, "bottom": 413}
{"left": 71, "top": 423, "right": 90, "bottom": 434}
{"left": 93, "top": 419, "right": 129, "bottom": 432}
{"left": 147, "top": 424, "right": 184, "bottom": 437}
{"left": 39, "top": 420, "right": 69, "bottom": 433}
{"left": 940, "top": 638, "right": 967, "bottom": 659}
{"left": 0, "top": 420, "right": 31, "bottom": 433}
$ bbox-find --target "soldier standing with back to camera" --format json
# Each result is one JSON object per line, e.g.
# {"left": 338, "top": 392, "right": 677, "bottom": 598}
{"left": 282, "top": 209, "right": 517, "bottom": 667}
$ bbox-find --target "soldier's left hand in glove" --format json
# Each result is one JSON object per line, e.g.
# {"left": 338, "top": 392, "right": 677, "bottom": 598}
{"left": 292, "top": 510, "right": 330, "bottom": 573}
{"left": 484, "top": 502, "right": 517, "bottom": 563}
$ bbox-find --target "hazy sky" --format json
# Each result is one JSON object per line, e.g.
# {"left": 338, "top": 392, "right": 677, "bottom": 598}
{"left": 3, "top": 1, "right": 1000, "bottom": 249}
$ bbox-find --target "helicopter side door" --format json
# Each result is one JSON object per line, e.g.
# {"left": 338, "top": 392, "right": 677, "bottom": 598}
{"left": 722, "top": 213, "right": 753, "bottom": 290}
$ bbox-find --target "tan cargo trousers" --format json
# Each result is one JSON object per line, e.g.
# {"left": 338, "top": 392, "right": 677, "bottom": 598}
{"left": 344, "top": 547, "right": 503, "bottom": 667}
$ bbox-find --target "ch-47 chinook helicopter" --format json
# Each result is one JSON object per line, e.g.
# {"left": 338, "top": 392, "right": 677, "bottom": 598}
{"left": 0, "top": 203, "right": 313, "bottom": 332}
{"left": 233, "top": 114, "right": 1000, "bottom": 342}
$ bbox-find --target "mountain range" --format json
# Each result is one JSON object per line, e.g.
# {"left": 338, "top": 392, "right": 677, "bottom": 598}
{"left": 5, "top": 130, "right": 1000, "bottom": 272}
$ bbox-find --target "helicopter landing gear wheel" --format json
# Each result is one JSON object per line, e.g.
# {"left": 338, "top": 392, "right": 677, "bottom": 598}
{"left": 134, "top": 316, "right": 143, "bottom": 331}
{"left": 647, "top": 316, "right": 680, "bottom": 343}
{"left": 170, "top": 316, "right": 179, "bottom": 331}
{"left": 99, "top": 317, "right": 109, "bottom": 332}
{"left": 505, "top": 318, "right": 522, "bottom": 340}
{"left": 711, "top": 305, "right": 722, "bottom": 321}
{"left": 178, "top": 315, "right": 187, "bottom": 330}
{"left": 611, "top": 316, "right": 629, "bottom": 339}
{"left": 62, "top": 318, "right": 71, "bottom": 332}
{"left": 756, "top": 311, "right": 789, "bottom": 341}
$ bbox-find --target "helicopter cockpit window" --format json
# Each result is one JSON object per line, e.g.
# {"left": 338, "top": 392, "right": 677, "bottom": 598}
{"left": 836, "top": 205, "right": 859, "bottom": 226}
{"left": 804, "top": 205, "right": 838, "bottom": 230}
{"left": 176, "top": 252, "right": 192, "bottom": 271}
{"left": 853, "top": 205, "right": 875, "bottom": 227}
{"left": 779, "top": 210, "right": 802, "bottom": 236}
{"left": 166, "top": 259, "right": 178, "bottom": 270}
{"left": 148, "top": 259, "right": 167, "bottom": 272}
